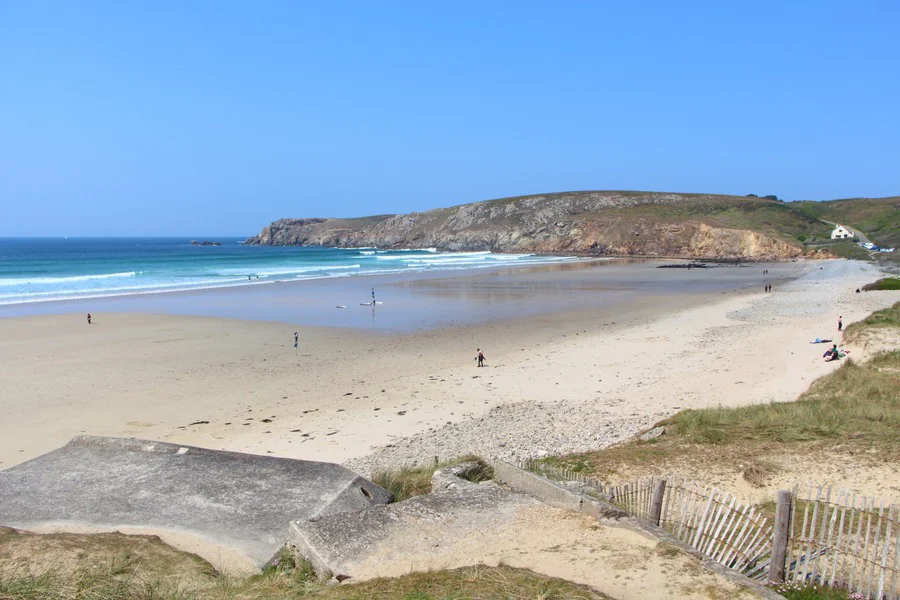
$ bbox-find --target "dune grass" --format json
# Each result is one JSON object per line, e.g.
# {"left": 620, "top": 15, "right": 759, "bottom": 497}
{"left": 666, "top": 351, "right": 899, "bottom": 446}
{"left": 312, "top": 564, "right": 608, "bottom": 599}
{"left": 861, "top": 278, "right": 900, "bottom": 291}
{"left": 1, "top": 555, "right": 607, "bottom": 600}
{"left": 371, "top": 456, "right": 493, "bottom": 503}
{"left": 843, "top": 301, "right": 900, "bottom": 344}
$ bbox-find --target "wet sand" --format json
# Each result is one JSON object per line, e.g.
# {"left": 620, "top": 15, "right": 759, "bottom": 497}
{"left": 0, "top": 258, "right": 799, "bottom": 331}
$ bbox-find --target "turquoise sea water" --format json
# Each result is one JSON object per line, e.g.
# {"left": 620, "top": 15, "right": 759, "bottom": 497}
{"left": 0, "top": 238, "right": 573, "bottom": 306}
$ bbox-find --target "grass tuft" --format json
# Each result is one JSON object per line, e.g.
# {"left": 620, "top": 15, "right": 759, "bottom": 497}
{"left": 861, "top": 277, "right": 900, "bottom": 291}
{"left": 741, "top": 461, "right": 777, "bottom": 488}
{"left": 372, "top": 456, "right": 492, "bottom": 503}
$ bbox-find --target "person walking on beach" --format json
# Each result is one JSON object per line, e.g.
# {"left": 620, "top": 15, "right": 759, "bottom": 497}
{"left": 371, "top": 288, "right": 376, "bottom": 303}
{"left": 294, "top": 332, "right": 299, "bottom": 349}
{"left": 476, "top": 348, "right": 486, "bottom": 367}
{"left": 838, "top": 316, "right": 843, "bottom": 332}
{"left": 86, "top": 313, "right": 91, "bottom": 325}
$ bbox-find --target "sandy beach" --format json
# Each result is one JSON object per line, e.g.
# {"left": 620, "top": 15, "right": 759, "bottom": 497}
{"left": 0, "top": 259, "right": 894, "bottom": 483}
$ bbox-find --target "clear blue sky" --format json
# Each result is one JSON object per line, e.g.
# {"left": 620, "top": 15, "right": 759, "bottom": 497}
{"left": 1, "top": 1, "right": 898, "bottom": 236}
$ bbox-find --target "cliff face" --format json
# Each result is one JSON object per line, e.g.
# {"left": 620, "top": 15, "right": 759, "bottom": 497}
{"left": 246, "top": 191, "right": 813, "bottom": 260}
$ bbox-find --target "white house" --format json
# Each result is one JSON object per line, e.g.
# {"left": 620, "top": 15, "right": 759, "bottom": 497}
{"left": 831, "top": 225, "right": 854, "bottom": 239}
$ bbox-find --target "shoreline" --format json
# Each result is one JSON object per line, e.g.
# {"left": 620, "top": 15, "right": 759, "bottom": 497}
{"left": 0, "top": 254, "right": 803, "bottom": 313}
{"left": 0, "top": 257, "right": 804, "bottom": 333}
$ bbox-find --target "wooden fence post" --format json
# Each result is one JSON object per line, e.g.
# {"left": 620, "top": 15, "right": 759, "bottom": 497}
{"left": 650, "top": 479, "right": 667, "bottom": 526}
{"left": 769, "top": 489, "right": 793, "bottom": 584}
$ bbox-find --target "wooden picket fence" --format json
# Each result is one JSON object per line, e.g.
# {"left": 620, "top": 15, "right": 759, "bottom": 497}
{"left": 522, "top": 462, "right": 900, "bottom": 598}
{"left": 612, "top": 477, "right": 775, "bottom": 579}
{"left": 785, "top": 484, "right": 900, "bottom": 599}
{"left": 521, "top": 462, "right": 773, "bottom": 577}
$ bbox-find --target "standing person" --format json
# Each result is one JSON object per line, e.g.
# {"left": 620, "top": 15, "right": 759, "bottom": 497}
{"left": 86, "top": 313, "right": 92, "bottom": 325}
{"left": 294, "top": 332, "right": 299, "bottom": 349}
{"left": 838, "top": 316, "right": 843, "bottom": 332}
{"left": 476, "top": 348, "right": 486, "bottom": 367}
{"left": 371, "top": 288, "right": 376, "bottom": 303}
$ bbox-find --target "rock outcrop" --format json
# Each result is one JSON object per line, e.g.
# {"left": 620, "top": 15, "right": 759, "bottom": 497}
{"left": 246, "top": 191, "right": 815, "bottom": 260}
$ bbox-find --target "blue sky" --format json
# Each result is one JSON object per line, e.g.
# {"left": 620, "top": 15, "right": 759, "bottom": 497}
{"left": 1, "top": 1, "right": 898, "bottom": 236}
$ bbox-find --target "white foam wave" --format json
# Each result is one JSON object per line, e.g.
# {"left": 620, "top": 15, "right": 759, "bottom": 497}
{"left": 217, "top": 265, "right": 361, "bottom": 277}
{"left": 375, "top": 251, "right": 490, "bottom": 261}
{"left": 0, "top": 272, "right": 137, "bottom": 286}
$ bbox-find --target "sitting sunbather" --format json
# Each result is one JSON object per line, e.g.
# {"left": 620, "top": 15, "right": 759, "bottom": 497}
{"left": 824, "top": 344, "right": 841, "bottom": 361}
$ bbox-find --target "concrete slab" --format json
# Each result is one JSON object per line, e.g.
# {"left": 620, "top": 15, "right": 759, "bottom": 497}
{"left": 290, "top": 462, "right": 541, "bottom": 578}
{"left": 0, "top": 436, "right": 389, "bottom": 566}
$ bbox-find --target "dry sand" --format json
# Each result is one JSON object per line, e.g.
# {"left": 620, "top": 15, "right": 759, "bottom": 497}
{"left": 0, "top": 259, "right": 894, "bottom": 481}
{"left": 348, "top": 504, "right": 762, "bottom": 600}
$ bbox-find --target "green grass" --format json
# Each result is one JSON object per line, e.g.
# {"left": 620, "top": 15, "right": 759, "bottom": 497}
{"left": 371, "top": 456, "right": 493, "bottom": 503}
{"left": 861, "top": 277, "right": 900, "bottom": 291}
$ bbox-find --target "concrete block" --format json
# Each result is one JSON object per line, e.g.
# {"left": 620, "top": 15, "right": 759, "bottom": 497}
{"left": 0, "top": 436, "right": 389, "bottom": 566}
{"left": 289, "top": 467, "right": 541, "bottom": 579}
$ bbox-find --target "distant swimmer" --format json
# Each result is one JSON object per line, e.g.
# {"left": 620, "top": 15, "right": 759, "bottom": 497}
{"left": 248, "top": 275, "right": 251, "bottom": 281}
{"left": 294, "top": 332, "right": 299, "bottom": 349}
{"left": 86, "top": 313, "right": 91, "bottom": 325}
{"left": 476, "top": 348, "right": 486, "bottom": 367}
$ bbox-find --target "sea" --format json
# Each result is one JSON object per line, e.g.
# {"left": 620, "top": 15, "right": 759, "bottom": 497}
{"left": 0, "top": 238, "right": 573, "bottom": 306}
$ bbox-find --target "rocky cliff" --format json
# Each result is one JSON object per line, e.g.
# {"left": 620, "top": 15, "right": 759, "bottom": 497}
{"left": 245, "top": 191, "right": 826, "bottom": 260}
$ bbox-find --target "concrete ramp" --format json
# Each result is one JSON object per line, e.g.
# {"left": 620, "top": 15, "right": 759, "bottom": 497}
{"left": 0, "top": 436, "right": 389, "bottom": 566}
